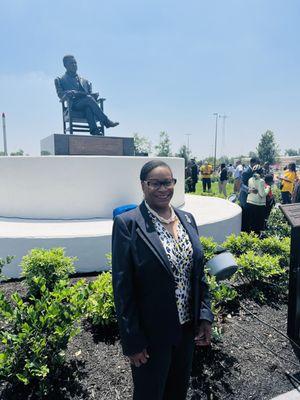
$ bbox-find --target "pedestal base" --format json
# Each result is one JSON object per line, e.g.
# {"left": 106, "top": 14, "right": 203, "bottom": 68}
{"left": 41, "top": 134, "right": 134, "bottom": 156}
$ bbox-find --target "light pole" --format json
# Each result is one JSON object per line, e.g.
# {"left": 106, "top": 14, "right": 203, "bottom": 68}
{"left": 213, "top": 113, "right": 219, "bottom": 171}
{"left": 185, "top": 134, "right": 192, "bottom": 156}
{"left": 219, "top": 114, "right": 228, "bottom": 151}
{"left": 2, "top": 113, "right": 8, "bottom": 156}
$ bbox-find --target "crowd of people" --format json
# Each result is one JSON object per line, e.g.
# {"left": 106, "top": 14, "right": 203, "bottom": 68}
{"left": 185, "top": 158, "right": 300, "bottom": 236}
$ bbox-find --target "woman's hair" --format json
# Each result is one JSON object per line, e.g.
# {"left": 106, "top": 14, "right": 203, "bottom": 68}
{"left": 288, "top": 163, "right": 296, "bottom": 172}
{"left": 140, "top": 160, "right": 172, "bottom": 181}
{"left": 220, "top": 163, "right": 226, "bottom": 169}
{"left": 264, "top": 174, "right": 274, "bottom": 185}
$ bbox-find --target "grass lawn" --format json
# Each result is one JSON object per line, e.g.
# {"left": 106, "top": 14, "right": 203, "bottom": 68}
{"left": 194, "top": 180, "right": 234, "bottom": 198}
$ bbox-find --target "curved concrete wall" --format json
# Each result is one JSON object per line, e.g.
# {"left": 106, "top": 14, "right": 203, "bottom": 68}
{"left": 0, "top": 195, "right": 242, "bottom": 279}
{"left": 0, "top": 156, "right": 185, "bottom": 219}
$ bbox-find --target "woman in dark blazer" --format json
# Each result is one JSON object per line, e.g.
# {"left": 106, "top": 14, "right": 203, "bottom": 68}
{"left": 112, "top": 160, "right": 213, "bottom": 400}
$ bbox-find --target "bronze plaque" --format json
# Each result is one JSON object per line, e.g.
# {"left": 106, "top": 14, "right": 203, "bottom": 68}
{"left": 69, "top": 136, "right": 123, "bottom": 155}
{"left": 279, "top": 204, "right": 300, "bottom": 228}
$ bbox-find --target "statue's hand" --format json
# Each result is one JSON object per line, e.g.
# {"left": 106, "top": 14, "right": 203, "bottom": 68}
{"left": 66, "top": 90, "right": 77, "bottom": 97}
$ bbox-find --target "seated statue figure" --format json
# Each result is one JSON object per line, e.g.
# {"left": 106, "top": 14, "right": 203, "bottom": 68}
{"left": 55, "top": 55, "right": 119, "bottom": 135}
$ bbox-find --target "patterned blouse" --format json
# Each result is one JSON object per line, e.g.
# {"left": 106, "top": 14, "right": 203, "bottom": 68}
{"left": 148, "top": 210, "right": 194, "bottom": 324}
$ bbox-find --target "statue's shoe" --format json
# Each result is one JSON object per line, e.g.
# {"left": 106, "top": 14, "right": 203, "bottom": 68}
{"left": 106, "top": 121, "right": 119, "bottom": 128}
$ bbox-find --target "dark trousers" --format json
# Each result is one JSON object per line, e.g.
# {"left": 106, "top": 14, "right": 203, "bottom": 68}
{"left": 73, "top": 95, "right": 109, "bottom": 132}
{"left": 191, "top": 179, "right": 198, "bottom": 192}
{"left": 244, "top": 203, "right": 266, "bottom": 235}
{"left": 202, "top": 178, "right": 211, "bottom": 192}
{"left": 281, "top": 191, "right": 291, "bottom": 204}
{"left": 131, "top": 324, "right": 195, "bottom": 400}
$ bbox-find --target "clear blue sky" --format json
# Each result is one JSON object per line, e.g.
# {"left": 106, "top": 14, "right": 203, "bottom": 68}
{"left": 1, "top": 0, "right": 300, "bottom": 158}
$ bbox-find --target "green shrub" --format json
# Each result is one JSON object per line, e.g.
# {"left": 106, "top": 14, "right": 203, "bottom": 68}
{"left": 0, "top": 277, "right": 88, "bottom": 394}
{"left": 265, "top": 207, "right": 290, "bottom": 239}
{"left": 222, "top": 232, "right": 260, "bottom": 257}
{"left": 236, "top": 251, "right": 286, "bottom": 283}
{"left": 20, "top": 248, "right": 76, "bottom": 296}
{"left": 258, "top": 236, "right": 290, "bottom": 268}
{"left": 0, "top": 256, "right": 14, "bottom": 281}
{"left": 207, "top": 274, "right": 238, "bottom": 311}
{"left": 86, "top": 272, "right": 116, "bottom": 326}
{"left": 200, "top": 237, "right": 218, "bottom": 262}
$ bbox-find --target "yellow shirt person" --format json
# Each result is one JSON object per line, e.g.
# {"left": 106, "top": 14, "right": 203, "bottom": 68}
{"left": 200, "top": 163, "right": 213, "bottom": 179}
{"left": 281, "top": 170, "right": 297, "bottom": 193}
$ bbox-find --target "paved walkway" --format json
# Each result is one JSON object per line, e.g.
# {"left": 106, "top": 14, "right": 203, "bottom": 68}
{"left": 272, "top": 389, "right": 300, "bottom": 399}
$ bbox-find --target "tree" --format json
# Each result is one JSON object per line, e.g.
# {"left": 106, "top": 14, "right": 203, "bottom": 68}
{"left": 133, "top": 133, "right": 152, "bottom": 155}
{"left": 10, "top": 149, "right": 24, "bottom": 156}
{"left": 284, "top": 148, "right": 299, "bottom": 156}
{"left": 256, "top": 130, "right": 279, "bottom": 164}
{"left": 0, "top": 151, "right": 5, "bottom": 156}
{"left": 175, "top": 145, "right": 191, "bottom": 167}
{"left": 248, "top": 151, "right": 258, "bottom": 159}
{"left": 155, "top": 131, "right": 172, "bottom": 157}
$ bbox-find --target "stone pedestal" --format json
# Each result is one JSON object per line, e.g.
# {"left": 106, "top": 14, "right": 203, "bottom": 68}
{"left": 41, "top": 134, "right": 134, "bottom": 156}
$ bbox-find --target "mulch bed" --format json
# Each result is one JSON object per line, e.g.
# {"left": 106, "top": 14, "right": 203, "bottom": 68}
{"left": 1, "top": 276, "right": 300, "bottom": 400}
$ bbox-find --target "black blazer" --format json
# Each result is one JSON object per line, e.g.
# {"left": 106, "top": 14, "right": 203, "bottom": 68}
{"left": 112, "top": 202, "right": 213, "bottom": 356}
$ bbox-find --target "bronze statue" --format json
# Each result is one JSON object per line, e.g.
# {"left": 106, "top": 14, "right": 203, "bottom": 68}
{"left": 55, "top": 55, "right": 119, "bottom": 135}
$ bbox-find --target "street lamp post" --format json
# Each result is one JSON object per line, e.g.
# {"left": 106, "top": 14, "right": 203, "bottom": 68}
{"left": 213, "top": 113, "right": 219, "bottom": 171}
{"left": 219, "top": 115, "right": 228, "bottom": 151}
{"left": 185, "top": 134, "right": 192, "bottom": 156}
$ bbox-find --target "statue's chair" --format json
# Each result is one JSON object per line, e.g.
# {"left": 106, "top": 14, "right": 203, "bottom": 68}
{"left": 60, "top": 96, "right": 105, "bottom": 136}
{"left": 55, "top": 79, "right": 106, "bottom": 135}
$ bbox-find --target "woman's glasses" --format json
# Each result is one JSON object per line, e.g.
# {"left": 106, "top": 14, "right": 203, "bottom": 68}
{"left": 144, "top": 178, "right": 177, "bottom": 190}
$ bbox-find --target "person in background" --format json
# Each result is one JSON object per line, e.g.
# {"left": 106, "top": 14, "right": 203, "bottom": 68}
{"left": 263, "top": 162, "right": 270, "bottom": 176}
{"left": 233, "top": 160, "right": 243, "bottom": 193}
{"left": 218, "top": 163, "right": 228, "bottom": 197}
{"left": 292, "top": 178, "right": 300, "bottom": 203}
{"left": 200, "top": 161, "right": 213, "bottom": 193}
{"left": 227, "top": 163, "right": 235, "bottom": 179}
{"left": 280, "top": 162, "right": 298, "bottom": 204}
{"left": 239, "top": 157, "right": 259, "bottom": 231}
{"left": 264, "top": 174, "right": 275, "bottom": 223}
{"left": 112, "top": 160, "right": 213, "bottom": 400}
{"left": 190, "top": 159, "right": 199, "bottom": 192}
{"left": 245, "top": 165, "right": 270, "bottom": 235}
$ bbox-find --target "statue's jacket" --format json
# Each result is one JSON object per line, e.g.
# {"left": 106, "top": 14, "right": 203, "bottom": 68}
{"left": 55, "top": 72, "right": 92, "bottom": 101}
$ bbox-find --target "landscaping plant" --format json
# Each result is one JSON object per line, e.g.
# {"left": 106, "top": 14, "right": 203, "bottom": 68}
{"left": 0, "top": 256, "right": 14, "bottom": 281}
{"left": 0, "top": 277, "right": 88, "bottom": 395}
{"left": 20, "top": 248, "right": 76, "bottom": 296}
{"left": 86, "top": 271, "right": 116, "bottom": 326}
{"left": 265, "top": 207, "right": 291, "bottom": 239}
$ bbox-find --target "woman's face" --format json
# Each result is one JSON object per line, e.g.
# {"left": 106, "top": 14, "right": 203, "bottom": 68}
{"left": 141, "top": 166, "right": 175, "bottom": 210}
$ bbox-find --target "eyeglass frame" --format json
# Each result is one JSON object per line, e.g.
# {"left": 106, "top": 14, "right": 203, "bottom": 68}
{"left": 143, "top": 178, "right": 177, "bottom": 190}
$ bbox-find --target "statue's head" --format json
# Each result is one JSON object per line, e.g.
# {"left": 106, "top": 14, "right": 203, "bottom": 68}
{"left": 63, "top": 55, "right": 77, "bottom": 74}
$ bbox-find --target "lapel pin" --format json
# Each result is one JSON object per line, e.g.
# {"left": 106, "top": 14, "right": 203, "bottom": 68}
{"left": 185, "top": 214, "right": 192, "bottom": 223}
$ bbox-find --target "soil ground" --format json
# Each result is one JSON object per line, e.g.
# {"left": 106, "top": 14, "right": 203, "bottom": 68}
{"left": 1, "top": 276, "right": 300, "bottom": 400}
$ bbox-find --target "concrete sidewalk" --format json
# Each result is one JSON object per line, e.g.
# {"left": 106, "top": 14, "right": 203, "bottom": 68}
{"left": 272, "top": 389, "right": 300, "bottom": 399}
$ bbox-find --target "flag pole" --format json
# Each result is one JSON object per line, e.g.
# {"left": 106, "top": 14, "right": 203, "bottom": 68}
{"left": 2, "top": 113, "right": 8, "bottom": 156}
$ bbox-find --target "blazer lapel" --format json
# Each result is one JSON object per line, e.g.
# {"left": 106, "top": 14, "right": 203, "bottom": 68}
{"left": 135, "top": 203, "right": 174, "bottom": 277}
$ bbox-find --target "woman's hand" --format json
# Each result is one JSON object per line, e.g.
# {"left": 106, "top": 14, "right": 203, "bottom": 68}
{"left": 128, "top": 349, "right": 150, "bottom": 367}
{"left": 195, "top": 320, "right": 212, "bottom": 347}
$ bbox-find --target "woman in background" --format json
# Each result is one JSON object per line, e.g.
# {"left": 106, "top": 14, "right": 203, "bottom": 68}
{"left": 218, "top": 163, "right": 228, "bottom": 197}
{"left": 245, "top": 165, "right": 270, "bottom": 235}
{"left": 280, "top": 163, "right": 298, "bottom": 204}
